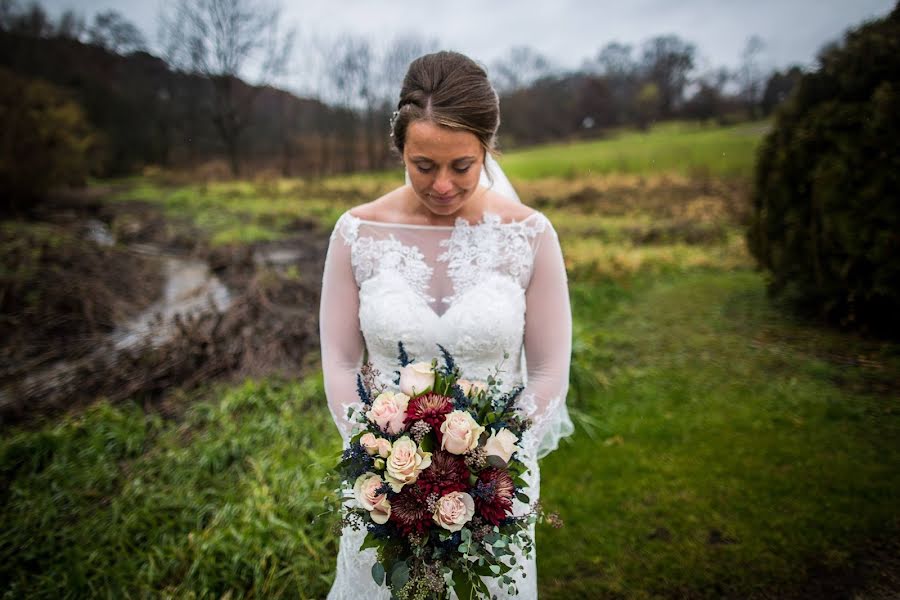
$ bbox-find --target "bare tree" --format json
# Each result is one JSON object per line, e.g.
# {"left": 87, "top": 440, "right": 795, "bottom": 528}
{"left": 738, "top": 35, "right": 765, "bottom": 118}
{"left": 55, "top": 9, "right": 86, "bottom": 41}
{"left": 159, "top": 0, "right": 295, "bottom": 176}
{"left": 89, "top": 10, "right": 146, "bottom": 54}
{"left": 491, "top": 46, "right": 554, "bottom": 93}
{"left": 378, "top": 34, "right": 439, "bottom": 105}
{"left": 641, "top": 35, "right": 696, "bottom": 117}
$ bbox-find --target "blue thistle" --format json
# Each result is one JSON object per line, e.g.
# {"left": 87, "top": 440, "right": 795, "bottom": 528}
{"left": 338, "top": 443, "right": 374, "bottom": 480}
{"left": 451, "top": 384, "right": 470, "bottom": 410}
{"left": 493, "top": 386, "right": 524, "bottom": 414}
{"left": 356, "top": 373, "right": 372, "bottom": 406}
{"left": 367, "top": 523, "right": 393, "bottom": 539}
{"left": 397, "top": 341, "right": 411, "bottom": 366}
{"left": 436, "top": 344, "right": 455, "bottom": 374}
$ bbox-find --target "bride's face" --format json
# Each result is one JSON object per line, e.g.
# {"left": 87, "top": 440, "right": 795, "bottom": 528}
{"left": 403, "top": 120, "right": 484, "bottom": 217}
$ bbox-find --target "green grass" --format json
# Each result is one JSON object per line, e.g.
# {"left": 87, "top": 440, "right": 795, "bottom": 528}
{"left": 103, "top": 121, "right": 764, "bottom": 246}
{"left": 538, "top": 270, "right": 900, "bottom": 598}
{"left": 4, "top": 268, "right": 897, "bottom": 597}
{"left": 499, "top": 121, "right": 768, "bottom": 181}
{"left": 6, "top": 121, "right": 898, "bottom": 597}
{"left": 1, "top": 378, "right": 341, "bottom": 598}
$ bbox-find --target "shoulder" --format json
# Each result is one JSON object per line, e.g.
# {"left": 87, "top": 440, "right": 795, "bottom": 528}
{"left": 347, "top": 186, "right": 407, "bottom": 222}
{"left": 482, "top": 188, "right": 537, "bottom": 223}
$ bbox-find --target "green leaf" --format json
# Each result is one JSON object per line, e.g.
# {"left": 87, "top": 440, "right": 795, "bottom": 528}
{"left": 360, "top": 531, "right": 379, "bottom": 551}
{"left": 490, "top": 564, "right": 501, "bottom": 574}
{"left": 452, "top": 569, "right": 475, "bottom": 600}
{"left": 390, "top": 560, "right": 410, "bottom": 590}
{"left": 371, "top": 562, "right": 385, "bottom": 585}
{"left": 419, "top": 434, "right": 435, "bottom": 452}
{"left": 486, "top": 455, "right": 508, "bottom": 469}
{"left": 516, "top": 492, "right": 530, "bottom": 504}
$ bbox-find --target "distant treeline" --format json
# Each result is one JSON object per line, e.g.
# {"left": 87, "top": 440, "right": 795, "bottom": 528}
{"left": 1, "top": 1, "right": 805, "bottom": 181}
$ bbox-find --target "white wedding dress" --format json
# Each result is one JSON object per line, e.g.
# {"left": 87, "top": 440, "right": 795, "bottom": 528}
{"left": 319, "top": 204, "right": 574, "bottom": 599}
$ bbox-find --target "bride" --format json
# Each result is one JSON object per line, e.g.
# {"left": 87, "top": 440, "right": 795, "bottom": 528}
{"left": 319, "top": 50, "right": 574, "bottom": 599}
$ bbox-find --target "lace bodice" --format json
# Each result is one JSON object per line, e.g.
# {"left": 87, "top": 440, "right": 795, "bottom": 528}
{"left": 320, "top": 209, "right": 573, "bottom": 457}
{"left": 319, "top": 208, "right": 575, "bottom": 599}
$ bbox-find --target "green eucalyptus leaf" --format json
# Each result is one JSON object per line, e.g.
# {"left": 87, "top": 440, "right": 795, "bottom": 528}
{"left": 390, "top": 560, "right": 410, "bottom": 590}
{"left": 486, "top": 455, "right": 508, "bottom": 469}
{"left": 371, "top": 562, "right": 385, "bottom": 585}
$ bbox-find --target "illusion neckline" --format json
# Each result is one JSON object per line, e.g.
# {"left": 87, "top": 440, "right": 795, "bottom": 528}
{"left": 344, "top": 210, "right": 542, "bottom": 230}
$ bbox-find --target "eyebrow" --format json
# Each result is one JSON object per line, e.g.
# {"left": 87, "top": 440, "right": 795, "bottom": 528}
{"left": 409, "top": 155, "right": 477, "bottom": 163}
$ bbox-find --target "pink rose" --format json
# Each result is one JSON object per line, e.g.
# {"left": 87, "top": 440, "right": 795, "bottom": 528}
{"left": 457, "top": 379, "right": 487, "bottom": 397}
{"left": 385, "top": 436, "right": 432, "bottom": 492}
{"left": 399, "top": 362, "right": 435, "bottom": 397}
{"left": 375, "top": 438, "right": 392, "bottom": 458}
{"left": 483, "top": 428, "right": 520, "bottom": 464}
{"left": 360, "top": 433, "right": 392, "bottom": 458}
{"left": 360, "top": 433, "right": 379, "bottom": 455}
{"left": 353, "top": 472, "right": 391, "bottom": 524}
{"left": 432, "top": 491, "right": 475, "bottom": 532}
{"left": 440, "top": 410, "right": 485, "bottom": 455}
{"left": 366, "top": 391, "right": 409, "bottom": 435}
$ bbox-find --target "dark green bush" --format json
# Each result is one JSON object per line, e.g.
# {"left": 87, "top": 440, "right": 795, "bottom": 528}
{"left": 0, "top": 67, "right": 98, "bottom": 213}
{"left": 747, "top": 5, "right": 900, "bottom": 337}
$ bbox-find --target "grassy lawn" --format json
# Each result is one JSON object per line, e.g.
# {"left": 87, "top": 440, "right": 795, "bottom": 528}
{"left": 4, "top": 120, "right": 898, "bottom": 598}
{"left": 500, "top": 121, "right": 768, "bottom": 181}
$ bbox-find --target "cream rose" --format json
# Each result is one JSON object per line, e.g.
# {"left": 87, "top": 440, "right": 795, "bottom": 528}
{"left": 399, "top": 362, "right": 435, "bottom": 397}
{"left": 385, "top": 436, "right": 432, "bottom": 492}
{"left": 440, "top": 410, "right": 485, "bottom": 455}
{"left": 366, "top": 391, "right": 409, "bottom": 435}
{"left": 353, "top": 472, "right": 391, "bottom": 524}
{"left": 375, "top": 438, "right": 392, "bottom": 458}
{"left": 432, "top": 491, "right": 475, "bottom": 532}
{"left": 483, "top": 428, "right": 521, "bottom": 464}
{"left": 457, "top": 379, "right": 488, "bottom": 397}
{"left": 359, "top": 432, "right": 379, "bottom": 455}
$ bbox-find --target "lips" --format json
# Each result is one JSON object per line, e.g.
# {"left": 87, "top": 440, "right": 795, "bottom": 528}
{"left": 430, "top": 193, "right": 458, "bottom": 204}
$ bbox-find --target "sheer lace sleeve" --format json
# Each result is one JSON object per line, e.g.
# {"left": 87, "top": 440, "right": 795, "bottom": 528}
{"left": 319, "top": 213, "right": 365, "bottom": 442}
{"left": 519, "top": 219, "right": 575, "bottom": 459}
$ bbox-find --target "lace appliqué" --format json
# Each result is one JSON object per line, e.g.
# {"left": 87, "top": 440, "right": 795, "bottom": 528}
{"left": 438, "top": 212, "right": 547, "bottom": 305}
{"left": 336, "top": 213, "right": 436, "bottom": 305}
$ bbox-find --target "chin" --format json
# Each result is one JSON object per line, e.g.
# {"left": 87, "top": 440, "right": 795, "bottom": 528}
{"left": 426, "top": 200, "right": 465, "bottom": 216}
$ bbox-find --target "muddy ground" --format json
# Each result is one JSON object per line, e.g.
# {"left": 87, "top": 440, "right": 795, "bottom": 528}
{"left": 0, "top": 187, "right": 328, "bottom": 427}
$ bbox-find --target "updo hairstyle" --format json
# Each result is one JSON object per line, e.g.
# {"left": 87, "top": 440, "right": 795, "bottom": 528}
{"left": 390, "top": 51, "right": 500, "bottom": 157}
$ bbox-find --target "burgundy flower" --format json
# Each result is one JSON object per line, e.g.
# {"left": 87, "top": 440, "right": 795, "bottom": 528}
{"left": 389, "top": 483, "right": 433, "bottom": 535}
{"left": 405, "top": 393, "right": 454, "bottom": 441}
{"left": 472, "top": 468, "right": 515, "bottom": 526}
{"left": 418, "top": 450, "right": 471, "bottom": 498}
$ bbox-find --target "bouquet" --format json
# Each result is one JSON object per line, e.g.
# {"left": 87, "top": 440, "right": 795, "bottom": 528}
{"left": 332, "top": 343, "right": 559, "bottom": 599}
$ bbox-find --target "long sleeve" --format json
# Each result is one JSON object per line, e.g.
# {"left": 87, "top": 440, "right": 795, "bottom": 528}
{"left": 520, "top": 222, "right": 575, "bottom": 458}
{"left": 319, "top": 222, "right": 365, "bottom": 441}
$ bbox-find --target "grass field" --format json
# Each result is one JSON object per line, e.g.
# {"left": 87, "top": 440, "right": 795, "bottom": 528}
{"left": 3, "top": 121, "right": 899, "bottom": 598}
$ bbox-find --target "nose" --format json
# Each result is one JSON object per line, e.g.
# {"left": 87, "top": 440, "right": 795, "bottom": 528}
{"left": 432, "top": 170, "right": 454, "bottom": 195}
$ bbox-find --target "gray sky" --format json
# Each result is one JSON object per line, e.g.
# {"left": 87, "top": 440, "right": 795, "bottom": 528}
{"left": 41, "top": 0, "right": 896, "bottom": 96}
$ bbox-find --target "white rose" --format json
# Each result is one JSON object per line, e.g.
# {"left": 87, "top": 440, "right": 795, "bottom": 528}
{"left": 384, "top": 436, "right": 432, "bottom": 492}
{"left": 366, "top": 391, "right": 409, "bottom": 435}
{"left": 433, "top": 491, "right": 475, "bottom": 532}
{"left": 399, "top": 362, "right": 435, "bottom": 397}
{"left": 482, "top": 428, "right": 521, "bottom": 464}
{"left": 353, "top": 472, "right": 391, "bottom": 524}
{"left": 440, "top": 410, "right": 485, "bottom": 455}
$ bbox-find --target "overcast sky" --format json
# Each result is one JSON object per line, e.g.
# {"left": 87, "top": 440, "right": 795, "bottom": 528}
{"left": 40, "top": 0, "right": 896, "bottom": 96}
